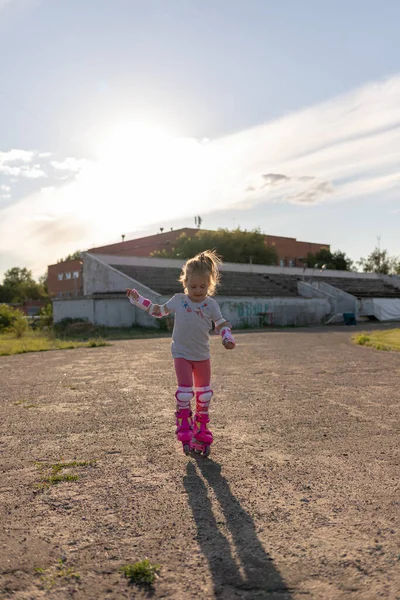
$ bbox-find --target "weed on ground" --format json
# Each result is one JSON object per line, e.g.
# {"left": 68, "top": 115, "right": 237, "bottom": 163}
{"left": 120, "top": 559, "right": 161, "bottom": 585}
{"left": 35, "top": 460, "right": 96, "bottom": 490}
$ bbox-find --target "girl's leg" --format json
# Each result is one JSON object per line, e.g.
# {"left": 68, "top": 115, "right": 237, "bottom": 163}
{"left": 173, "top": 358, "right": 194, "bottom": 450}
{"left": 192, "top": 359, "right": 213, "bottom": 448}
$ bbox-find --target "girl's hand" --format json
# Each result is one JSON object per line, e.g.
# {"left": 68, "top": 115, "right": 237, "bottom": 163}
{"left": 223, "top": 339, "right": 235, "bottom": 350}
{"left": 126, "top": 288, "right": 139, "bottom": 301}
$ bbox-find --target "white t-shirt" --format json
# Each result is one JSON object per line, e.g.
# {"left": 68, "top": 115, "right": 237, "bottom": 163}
{"left": 165, "top": 293, "right": 224, "bottom": 361}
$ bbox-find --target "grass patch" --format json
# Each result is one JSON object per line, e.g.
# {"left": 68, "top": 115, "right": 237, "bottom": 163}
{"left": 0, "top": 330, "right": 109, "bottom": 356}
{"left": 120, "top": 559, "right": 161, "bottom": 585}
{"left": 47, "top": 473, "right": 79, "bottom": 485}
{"left": 35, "top": 558, "right": 80, "bottom": 590}
{"left": 14, "top": 400, "right": 38, "bottom": 408}
{"left": 35, "top": 459, "right": 96, "bottom": 489}
{"left": 353, "top": 328, "right": 400, "bottom": 352}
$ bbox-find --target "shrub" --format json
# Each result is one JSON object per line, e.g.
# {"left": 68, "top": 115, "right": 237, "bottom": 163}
{"left": 120, "top": 559, "right": 160, "bottom": 584}
{"left": 0, "top": 304, "right": 27, "bottom": 335}
{"left": 38, "top": 303, "right": 53, "bottom": 328}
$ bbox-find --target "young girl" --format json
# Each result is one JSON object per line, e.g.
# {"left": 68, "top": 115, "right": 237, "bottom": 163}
{"left": 126, "top": 250, "right": 235, "bottom": 456}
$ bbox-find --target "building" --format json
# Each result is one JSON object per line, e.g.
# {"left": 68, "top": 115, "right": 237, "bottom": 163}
{"left": 47, "top": 228, "right": 330, "bottom": 298}
{"left": 265, "top": 235, "right": 330, "bottom": 268}
{"left": 48, "top": 258, "right": 83, "bottom": 299}
{"left": 52, "top": 252, "right": 400, "bottom": 327}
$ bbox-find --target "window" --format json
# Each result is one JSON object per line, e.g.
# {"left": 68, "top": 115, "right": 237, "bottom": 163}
{"left": 57, "top": 273, "right": 63, "bottom": 280}
{"left": 65, "top": 272, "right": 72, "bottom": 280}
{"left": 73, "top": 271, "right": 79, "bottom": 279}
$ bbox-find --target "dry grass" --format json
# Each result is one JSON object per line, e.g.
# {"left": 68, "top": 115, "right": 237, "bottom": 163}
{"left": 0, "top": 330, "right": 109, "bottom": 356}
{"left": 353, "top": 328, "right": 400, "bottom": 352}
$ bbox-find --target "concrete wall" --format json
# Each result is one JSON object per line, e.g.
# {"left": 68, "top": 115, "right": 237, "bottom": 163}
{"left": 53, "top": 295, "right": 161, "bottom": 328}
{"left": 53, "top": 297, "right": 95, "bottom": 324}
{"left": 216, "top": 296, "right": 331, "bottom": 327}
{"left": 53, "top": 295, "right": 331, "bottom": 328}
{"left": 83, "top": 253, "right": 161, "bottom": 299}
{"left": 313, "top": 281, "right": 357, "bottom": 316}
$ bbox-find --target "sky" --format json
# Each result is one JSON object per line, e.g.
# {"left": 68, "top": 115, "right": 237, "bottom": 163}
{"left": 1, "top": 0, "right": 400, "bottom": 278}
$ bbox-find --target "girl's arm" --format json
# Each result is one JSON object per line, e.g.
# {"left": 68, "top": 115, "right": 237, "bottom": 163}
{"left": 215, "top": 318, "right": 236, "bottom": 349}
{"left": 126, "top": 288, "right": 171, "bottom": 318}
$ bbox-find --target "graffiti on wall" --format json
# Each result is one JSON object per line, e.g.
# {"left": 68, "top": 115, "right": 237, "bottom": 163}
{"left": 231, "top": 301, "right": 270, "bottom": 318}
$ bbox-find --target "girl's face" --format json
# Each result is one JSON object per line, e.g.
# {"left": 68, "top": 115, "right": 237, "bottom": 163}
{"left": 186, "top": 273, "right": 209, "bottom": 302}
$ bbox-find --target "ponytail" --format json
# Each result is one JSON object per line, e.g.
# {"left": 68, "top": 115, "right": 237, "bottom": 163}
{"left": 179, "top": 249, "right": 222, "bottom": 296}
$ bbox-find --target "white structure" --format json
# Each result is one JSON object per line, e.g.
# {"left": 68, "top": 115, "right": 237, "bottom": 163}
{"left": 52, "top": 253, "right": 400, "bottom": 327}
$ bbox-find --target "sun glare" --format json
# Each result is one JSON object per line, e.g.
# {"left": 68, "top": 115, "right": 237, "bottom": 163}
{"left": 88, "top": 120, "right": 213, "bottom": 227}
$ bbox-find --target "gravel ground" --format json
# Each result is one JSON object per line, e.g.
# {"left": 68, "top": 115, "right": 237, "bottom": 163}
{"left": 0, "top": 327, "right": 399, "bottom": 599}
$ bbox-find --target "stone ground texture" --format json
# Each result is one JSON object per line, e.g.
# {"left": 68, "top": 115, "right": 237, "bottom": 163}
{"left": 0, "top": 327, "right": 399, "bottom": 599}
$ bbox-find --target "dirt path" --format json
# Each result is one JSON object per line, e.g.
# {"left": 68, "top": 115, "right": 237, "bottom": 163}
{"left": 0, "top": 330, "right": 399, "bottom": 599}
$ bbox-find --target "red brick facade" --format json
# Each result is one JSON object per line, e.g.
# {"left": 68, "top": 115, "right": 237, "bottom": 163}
{"left": 48, "top": 259, "right": 83, "bottom": 298}
{"left": 265, "top": 235, "right": 330, "bottom": 267}
{"left": 87, "top": 228, "right": 198, "bottom": 257}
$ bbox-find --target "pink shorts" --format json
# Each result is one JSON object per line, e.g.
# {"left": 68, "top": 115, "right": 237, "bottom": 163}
{"left": 174, "top": 358, "right": 211, "bottom": 388}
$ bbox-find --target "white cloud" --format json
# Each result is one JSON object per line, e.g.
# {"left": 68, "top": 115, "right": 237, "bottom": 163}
{"left": 50, "top": 157, "right": 88, "bottom": 172}
{"left": 0, "top": 149, "right": 46, "bottom": 178}
{"left": 1, "top": 185, "right": 11, "bottom": 192}
{"left": 2, "top": 74, "right": 400, "bottom": 275}
{"left": 22, "top": 166, "right": 47, "bottom": 179}
{"left": 0, "top": 149, "right": 34, "bottom": 164}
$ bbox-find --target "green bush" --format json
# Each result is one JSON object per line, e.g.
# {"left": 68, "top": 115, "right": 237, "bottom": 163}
{"left": 0, "top": 304, "right": 27, "bottom": 336}
{"left": 38, "top": 303, "right": 53, "bottom": 328}
{"left": 120, "top": 559, "right": 160, "bottom": 584}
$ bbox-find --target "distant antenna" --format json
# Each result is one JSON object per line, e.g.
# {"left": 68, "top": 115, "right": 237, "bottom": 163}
{"left": 121, "top": 234, "right": 125, "bottom": 242}
{"left": 194, "top": 215, "right": 202, "bottom": 229}
{"left": 160, "top": 227, "right": 164, "bottom": 233}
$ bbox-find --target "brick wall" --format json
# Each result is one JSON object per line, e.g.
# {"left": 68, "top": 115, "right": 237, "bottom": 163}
{"left": 265, "top": 235, "right": 330, "bottom": 267}
{"left": 87, "top": 228, "right": 198, "bottom": 257}
{"left": 48, "top": 259, "right": 83, "bottom": 298}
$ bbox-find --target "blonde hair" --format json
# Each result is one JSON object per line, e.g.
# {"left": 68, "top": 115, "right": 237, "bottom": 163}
{"left": 179, "top": 249, "right": 222, "bottom": 296}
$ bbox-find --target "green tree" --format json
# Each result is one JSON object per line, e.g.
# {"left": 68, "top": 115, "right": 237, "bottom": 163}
{"left": 151, "top": 228, "right": 277, "bottom": 265}
{"left": 57, "top": 250, "right": 81, "bottom": 263}
{"left": 305, "top": 249, "right": 353, "bottom": 271}
{"left": 358, "top": 247, "right": 399, "bottom": 274}
{"left": 0, "top": 267, "right": 48, "bottom": 303}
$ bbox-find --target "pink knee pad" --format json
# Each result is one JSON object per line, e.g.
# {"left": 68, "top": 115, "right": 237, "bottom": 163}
{"left": 195, "top": 386, "right": 213, "bottom": 415}
{"left": 175, "top": 386, "right": 194, "bottom": 410}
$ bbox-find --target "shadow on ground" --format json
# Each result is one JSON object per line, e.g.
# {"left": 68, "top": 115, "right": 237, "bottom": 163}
{"left": 183, "top": 459, "right": 293, "bottom": 599}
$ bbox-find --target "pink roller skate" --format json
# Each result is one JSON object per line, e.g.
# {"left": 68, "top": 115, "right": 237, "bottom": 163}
{"left": 191, "top": 413, "right": 213, "bottom": 457}
{"left": 175, "top": 409, "right": 193, "bottom": 456}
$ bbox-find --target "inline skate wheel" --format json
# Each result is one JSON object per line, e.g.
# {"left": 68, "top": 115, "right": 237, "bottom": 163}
{"left": 203, "top": 446, "right": 211, "bottom": 457}
{"left": 183, "top": 444, "right": 190, "bottom": 456}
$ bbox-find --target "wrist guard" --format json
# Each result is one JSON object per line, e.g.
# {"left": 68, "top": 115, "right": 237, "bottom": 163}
{"left": 220, "top": 325, "right": 236, "bottom": 347}
{"left": 128, "top": 290, "right": 168, "bottom": 318}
